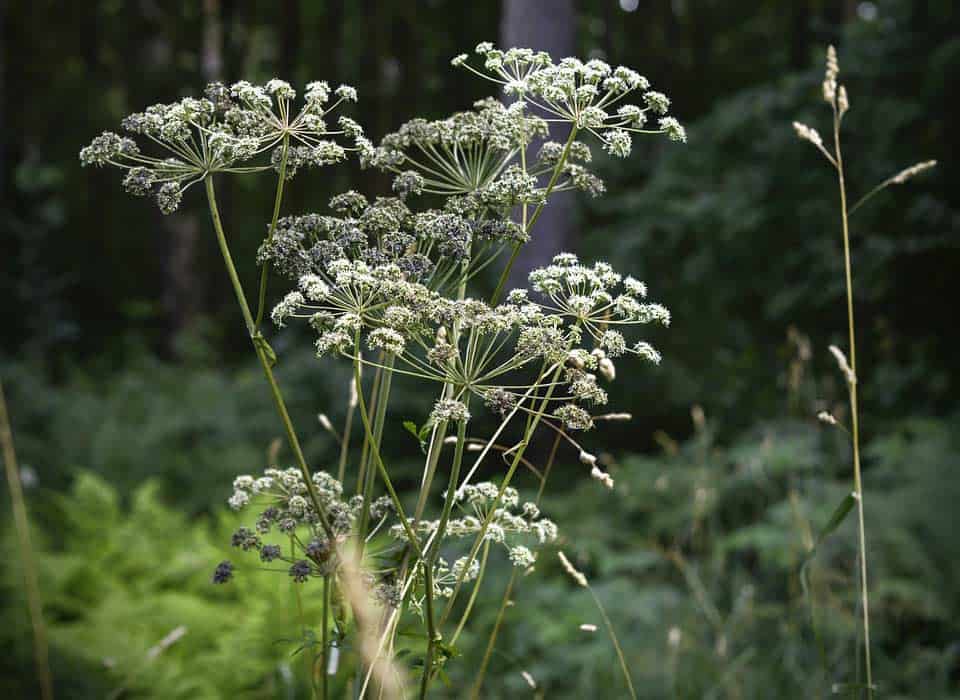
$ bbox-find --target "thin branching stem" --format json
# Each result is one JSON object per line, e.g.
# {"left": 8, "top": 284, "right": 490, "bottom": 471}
{"left": 254, "top": 134, "right": 289, "bottom": 329}
{"left": 204, "top": 175, "right": 335, "bottom": 541}
{"left": 490, "top": 124, "right": 579, "bottom": 305}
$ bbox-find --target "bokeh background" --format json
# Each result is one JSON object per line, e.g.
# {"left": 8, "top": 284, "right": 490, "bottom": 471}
{"left": 2, "top": 0, "right": 959, "bottom": 697}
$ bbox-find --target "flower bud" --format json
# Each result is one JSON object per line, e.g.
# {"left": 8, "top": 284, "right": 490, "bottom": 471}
{"left": 599, "top": 357, "right": 616, "bottom": 381}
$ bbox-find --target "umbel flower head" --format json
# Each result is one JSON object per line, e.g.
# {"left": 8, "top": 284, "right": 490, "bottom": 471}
{"left": 257, "top": 191, "right": 527, "bottom": 295}
{"left": 80, "top": 79, "right": 363, "bottom": 214}
{"left": 218, "top": 465, "right": 396, "bottom": 585}
{"left": 364, "top": 97, "right": 550, "bottom": 197}
{"left": 454, "top": 43, "right": 687, "bottom": 149}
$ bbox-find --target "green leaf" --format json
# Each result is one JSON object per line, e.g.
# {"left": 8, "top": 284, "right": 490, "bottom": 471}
{"left": 813, "top": 491, "right": 856, "bottom": 549}
{"left": 800, "top": 492, "right": 856, "bottom": 588}
{"left": 402, "top": 420, "right": 420, "bottom": 440}
{"left": 402, "top": 420, "right": 430, "bottom": 453}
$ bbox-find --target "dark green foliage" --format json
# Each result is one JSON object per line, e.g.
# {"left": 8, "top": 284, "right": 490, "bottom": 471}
{"left": 436, "top": 416, "right": 960, "bottom": 698}
{"left": 0, "top": 348, "right": 352, "bottom": 514}
{"left": 4, "top": 415, "right": 957, "bottom": 698}
{"left": 584, "top": 0, "right": 959, "bottom": 435}
{"left": 1, "top": 473, "right": 344, "bottom": 699}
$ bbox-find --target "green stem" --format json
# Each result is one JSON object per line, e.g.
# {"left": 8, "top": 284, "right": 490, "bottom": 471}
{"left": 254, "top": 135, "right": 289, "bottom": 329}
{"left": 489, "top": 125, "right": 579, "bottom": 305}
{"left": 413, "top": 419, "right": 448, "bottom": 523}
{"left": 0, "top": 380, "right": 53, "bottom": 700}
{"left": 337, "top": 381, "right": 356, "bottom": 485}
{"left": 467, "top": 571, "right": 516, "bottom": 700}
{"left": 355, "top": 363, "right": 382, "bottom": 497}
{"left": 468, "top": 430, "right": 562, "bottom": 697}
{"left": 350, "top": 349, "right": 422, "bottom": 559}
{"left": 204, "top": 176, "right": 334, "bottom": 541}
{"left": 415, "top": 267, "right": 468, "bottom": 523}
{"left": 419, "top": 408, "right": 469, "bottom": 698}
{"left": 357, "top": 353, "right": 394, "bottom": 555}
{"left": 439, "top": 362, "right": 564, "bottom": 625}
{"left": 451, "top": 540, "right": 490, "bottom": 646}
{"left": 833, "top": 109, "right": 873, "bottom": 697}
{"left": 588, "top": 584, "right": 638, "bottom": 700}
{"left": 321, "top": 575, "right": 331, "bottom": 700}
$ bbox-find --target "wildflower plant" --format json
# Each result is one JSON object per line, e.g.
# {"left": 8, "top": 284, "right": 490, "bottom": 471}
{"left": 82, "top": 44, "right": 683, "bottom": 697}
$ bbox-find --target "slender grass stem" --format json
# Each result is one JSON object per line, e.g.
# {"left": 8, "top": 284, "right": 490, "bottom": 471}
{"left": 467, "top": 571, "right": 516, "bottom": 700}
{"left": 0, "top": 380, "right": 53, "bottom": 700}
{"left": 587, "top": 584, "right": 638, "bottom": 700}
{"left": 833, "top": 108, "right": 873, "bottom": 698}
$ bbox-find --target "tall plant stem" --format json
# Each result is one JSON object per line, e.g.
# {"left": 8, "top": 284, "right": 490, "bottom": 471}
{"left": 423, "top": 359, "right": 569, "bottom": 696}
{"left": 357, "top": 354, "right": 394, "bottom": 555}
{"left": 321, "top": 575, "right": 331, "bottom": 700}
{"left": 414, "top": 268, "right": 468, "bottom": 523}
{"left": 834, "top": 112, "right": 873, "bottom": 697}
{"left": 450, "top": 540, "right": 490, "bottom": 646}
{"left": 0, "top": 380, "right": 53, "bottom": 700}
{"left": 349, "top": 350, "right": 434, "bottom": 696}
{"left": 467, "top": 571, "right": 516, "bottom": 700}
{"left": 204, "top": 176, "right": 334, "bottom": 541}
{"left": 349, "top": 351, "right": 423, "bottom": 558}
{"left": 254, "top": 135, "right": 289, "bottom": 329}
{"left": 355, "top": 364, "right": 382, "bottom": 497}
{"left": 337, "top": 380, "right": 357, "bottom": 485}
{"left": 489, "top": 125, "right": 578, "bottom": 305}
{"left": 439, "top": 361, "right": 565, "bottom": 627}
{"left": 468, "top": 431, "right": 562, "bottom": 697}
{"left": 419, "top": 408, "right": 469, "bottom": 699}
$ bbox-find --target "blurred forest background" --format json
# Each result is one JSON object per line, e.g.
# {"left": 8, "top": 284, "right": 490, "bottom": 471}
{"left": 1, "top": 0, "right": 959, "bottom": 697}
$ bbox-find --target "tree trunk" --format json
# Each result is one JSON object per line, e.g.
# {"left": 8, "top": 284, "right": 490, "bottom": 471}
{"left": 162, "top": 0, "right": 222, "bottom": 352}
{"left": 500, "top": 0, "right": 576, "bottom": 288}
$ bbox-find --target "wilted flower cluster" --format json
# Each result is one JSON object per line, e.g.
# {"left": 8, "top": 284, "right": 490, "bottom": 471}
{"left": 80, "top": 79, "right": 363, "bottom": 214}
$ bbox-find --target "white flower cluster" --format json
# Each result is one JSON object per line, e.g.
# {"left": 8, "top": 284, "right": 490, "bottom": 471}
{"left": 228, "top": 466, "right": 358, "bottom": 536}
{"left": 529, "top": 252, "right": 668, "bottom": 359}
{"left": 393, "top": 482, "right": 557, "bottom": 575}
{"left": 366, "top": 98, "right": 552, "bottom": 201}
{"left": 223, "top": 466, "right": 395, "bottom": 587}
{"left": 80, "top": 78, "right": 364, "bottom": 214}
{"left": 455, "top": 44, "right": 687, "bottom": 149}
